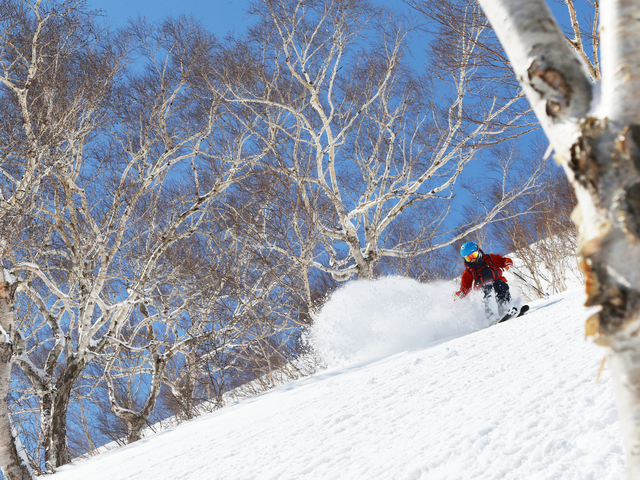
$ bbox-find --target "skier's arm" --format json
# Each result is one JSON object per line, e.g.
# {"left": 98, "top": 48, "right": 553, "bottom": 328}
{"left": 458, "top": 269, "right": 473, "bottom": 297}
{"left": 490, "top": 254, "right": 513, "bottom": 270}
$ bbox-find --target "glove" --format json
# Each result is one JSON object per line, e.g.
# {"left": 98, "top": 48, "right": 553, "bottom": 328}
{"left": 504, "top": 260, "right": 513, "bottom": 271}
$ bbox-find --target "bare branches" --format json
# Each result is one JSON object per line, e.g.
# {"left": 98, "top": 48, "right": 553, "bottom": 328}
{"left": 565, "top": 0, "right": 600, "bottom": 81}
{"left": 0, "top": 0, "right": 607, "bottom": 473}
{"left": 1, "top": 11, "right": 314, "bottom": 469}
{"left": 224, "top": 0, "right": 535, "bottom": 281}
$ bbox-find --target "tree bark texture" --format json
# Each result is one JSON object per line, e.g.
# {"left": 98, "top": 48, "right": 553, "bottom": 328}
{"left": 600, "top": 0, "right": 640, "bottom": 122}
{"left": 43, "top": 357, "right": 85, "bottom": 470}
{"left": 0, "top": 271, "right": 32, "bottom": 480}
{"left": 477, "top": 0, "right": 640, "bottom": 476}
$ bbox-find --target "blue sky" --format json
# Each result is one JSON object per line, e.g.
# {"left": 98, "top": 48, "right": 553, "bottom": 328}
{"left": 86, "top": 0, "right": 420, "bottom": 37}
{"left": 85, "top": 0, "right": 568, "bottom": 30}
{"left": 87, "top": 0, "right": 252, "bottom": 35}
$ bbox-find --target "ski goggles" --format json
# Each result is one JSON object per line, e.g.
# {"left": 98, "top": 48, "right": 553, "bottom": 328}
{"left": 464, "top": 251, "right": 479, "bottom": 262}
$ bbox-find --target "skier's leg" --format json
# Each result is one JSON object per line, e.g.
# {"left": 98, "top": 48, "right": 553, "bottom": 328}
{"left": 481, "top": 284, "right": 495, "bottom": 319}
{"left": 493, "top": 280, "right": 512, "bottom": 317}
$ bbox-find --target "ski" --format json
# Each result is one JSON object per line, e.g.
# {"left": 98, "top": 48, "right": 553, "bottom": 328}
{"left": 497, "top": 306, "right": 518, "bottom": 324}
{"left": 496, "top": 304, "right": 529, "bottom": 324}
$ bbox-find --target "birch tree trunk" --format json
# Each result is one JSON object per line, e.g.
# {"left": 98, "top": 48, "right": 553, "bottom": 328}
{"left": 0, "top": 270, "right": 32, "bottom": 480}
{"left": 42, "top": 358, "right": 86, "bottom": 470}
{"left": 477, "top": 0, "right": 640, "bottom": 475}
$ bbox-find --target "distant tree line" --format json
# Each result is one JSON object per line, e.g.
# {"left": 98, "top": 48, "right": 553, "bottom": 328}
{"left": 0, "top": 0, "right": 589, "bottom": 478}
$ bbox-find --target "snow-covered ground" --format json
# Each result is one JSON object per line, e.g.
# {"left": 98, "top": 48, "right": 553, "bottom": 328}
{"left": 52, "top": 277, "right": 625, "bottom": 480}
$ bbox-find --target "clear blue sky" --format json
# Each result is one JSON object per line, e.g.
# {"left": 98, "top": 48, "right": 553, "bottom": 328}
{"left": 87, "top": 0, "right": 253, "bottom": 35}
{"left": 86, "top": 0, "right": 418, "bottom": 37}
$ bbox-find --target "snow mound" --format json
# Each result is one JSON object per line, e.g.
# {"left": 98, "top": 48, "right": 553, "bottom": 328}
{"left": 311, "top": 276, "right": 488, "bottom": 367}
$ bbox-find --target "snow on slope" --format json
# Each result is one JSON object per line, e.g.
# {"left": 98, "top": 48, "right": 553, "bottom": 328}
{"left": 52, "top": 278, "right": 625, "bottom": 480}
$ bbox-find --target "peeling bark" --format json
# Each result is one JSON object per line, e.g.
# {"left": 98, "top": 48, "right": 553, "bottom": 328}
{"left": 477, "top": 0, "right": 593, "bottom": 153}
{"left": 477, "top": 0, "right": 640, "bottom": 475}
{"left": 527, "top": 64, "right": 572, "bottom": 117}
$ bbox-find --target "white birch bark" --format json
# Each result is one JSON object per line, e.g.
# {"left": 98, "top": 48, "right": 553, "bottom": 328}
{"left": 477, "top": 0, "right": 640, "bottom": 475}
{"left": 0, "top": 270, "right": 32, "bottom": 480}
{"left": 0, "top": 1, "right": 83, "bottom": 475}
{"left": 599, "top": 1, "right": 640, "bottom": 122}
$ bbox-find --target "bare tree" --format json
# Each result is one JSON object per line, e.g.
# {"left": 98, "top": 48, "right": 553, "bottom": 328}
{"left": 0, "top": 0, "right": 125, "bottom": 477}
{"left": 476, "top": 0, "right": 640, "bottom": 474}
{"left": 0, "top": 7, "right": 325, "bottom": 470}
{"left": 209, "top": 0, "right": 538, "bottom": 284}
{"left": 62, "top": 215, "right": 314, "bottom": 446}
{"left": 491, "top": 160, "right": 580, "bottom": 298}
{"left": 5, "top": 14, "right": 271, "bottom": 471}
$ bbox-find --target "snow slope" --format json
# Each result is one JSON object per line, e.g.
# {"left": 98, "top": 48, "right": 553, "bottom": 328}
{"left": 52, "top": 277, "right": 625, "bottom": 480}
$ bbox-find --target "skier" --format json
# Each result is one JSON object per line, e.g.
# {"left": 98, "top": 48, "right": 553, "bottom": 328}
{"left": 454, "top": 241, "right": 514, "bottom": 321}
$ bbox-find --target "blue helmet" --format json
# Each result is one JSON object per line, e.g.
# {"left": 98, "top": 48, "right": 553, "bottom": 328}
{"left": 460, "top": 241, "right": 478, "bottom": 258}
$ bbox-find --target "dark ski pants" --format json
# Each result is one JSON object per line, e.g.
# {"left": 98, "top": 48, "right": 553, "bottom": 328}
{"left": 480, "top": 279, "right": 511, "bottom": 319}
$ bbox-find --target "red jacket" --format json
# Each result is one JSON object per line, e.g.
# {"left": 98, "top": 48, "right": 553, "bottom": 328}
{"left": 459, "top": 253, "right": 512, "bottom": 296}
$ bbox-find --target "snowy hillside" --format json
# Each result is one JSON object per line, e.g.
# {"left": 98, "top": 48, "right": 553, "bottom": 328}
{"left": 52, "top": 278, "right": 625, "bottom": 480}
